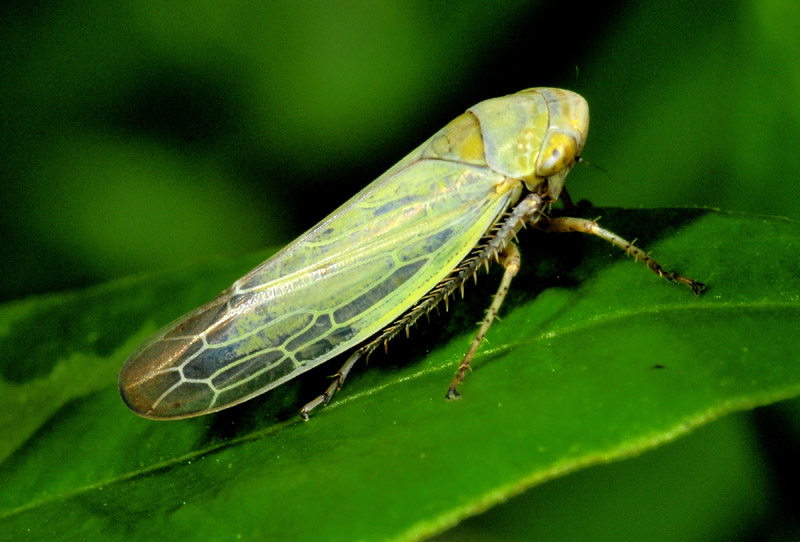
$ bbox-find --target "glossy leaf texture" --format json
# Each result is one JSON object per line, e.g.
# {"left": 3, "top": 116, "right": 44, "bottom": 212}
{"left": 0, "top": 208, "right": 798, "bottom": 542}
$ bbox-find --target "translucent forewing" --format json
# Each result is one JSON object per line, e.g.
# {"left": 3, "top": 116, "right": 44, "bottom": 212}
{"left": 119, "top": 88, "right": 590, "bottom": 419}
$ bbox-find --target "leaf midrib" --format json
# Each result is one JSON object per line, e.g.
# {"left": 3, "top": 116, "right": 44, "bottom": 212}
{"left": 2, "top": 299, "right": 795, "bottom": 521}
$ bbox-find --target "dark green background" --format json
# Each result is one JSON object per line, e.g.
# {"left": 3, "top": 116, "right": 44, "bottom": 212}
{"left": 2, "top": 1, "right": 798, "bottom": 301}
{"left": 1, "top": 1, "right": 798, "bottom": 541}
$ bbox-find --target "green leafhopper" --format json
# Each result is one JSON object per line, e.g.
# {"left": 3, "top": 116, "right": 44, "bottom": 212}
{"left": 119, "top": 88, "right": 704, "bottom": 420}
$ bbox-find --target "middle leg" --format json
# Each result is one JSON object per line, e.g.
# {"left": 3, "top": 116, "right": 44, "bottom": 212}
{"left": 446, "top": 241, "right": 522, "bottom": 400}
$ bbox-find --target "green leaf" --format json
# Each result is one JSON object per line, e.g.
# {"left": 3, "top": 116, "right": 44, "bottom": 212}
{"left": 0, "top": 208, "right": 798, "bottom": 541}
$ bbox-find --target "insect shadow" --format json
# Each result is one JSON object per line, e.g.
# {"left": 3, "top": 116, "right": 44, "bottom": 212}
{"left": 202, "top": 206, "right": 711, "bottom": 443}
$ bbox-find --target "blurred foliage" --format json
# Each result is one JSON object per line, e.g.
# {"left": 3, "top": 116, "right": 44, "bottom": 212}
{"left": 2, "top": 0, "right": 798, "bottom": 301}
{"left": 1, "top": 0, "right": 798, "bottom": 540}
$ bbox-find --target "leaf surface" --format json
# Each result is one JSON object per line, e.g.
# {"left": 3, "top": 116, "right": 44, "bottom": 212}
{"left": 0, "top": 208, "right": 798, "bottom": 541}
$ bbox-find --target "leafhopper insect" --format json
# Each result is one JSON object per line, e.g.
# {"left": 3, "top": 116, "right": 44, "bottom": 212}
{"left": 119, "top": 88, "right": 704, "bottom": 420}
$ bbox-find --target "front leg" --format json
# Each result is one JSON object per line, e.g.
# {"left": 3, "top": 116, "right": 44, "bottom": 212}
{"left": 538, "top": 216, "right": 705, "bottom": 295}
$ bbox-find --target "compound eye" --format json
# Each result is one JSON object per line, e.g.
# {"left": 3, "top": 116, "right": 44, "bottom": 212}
{"left": 536, "top": 131, "right": 578, "bottom": 177}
